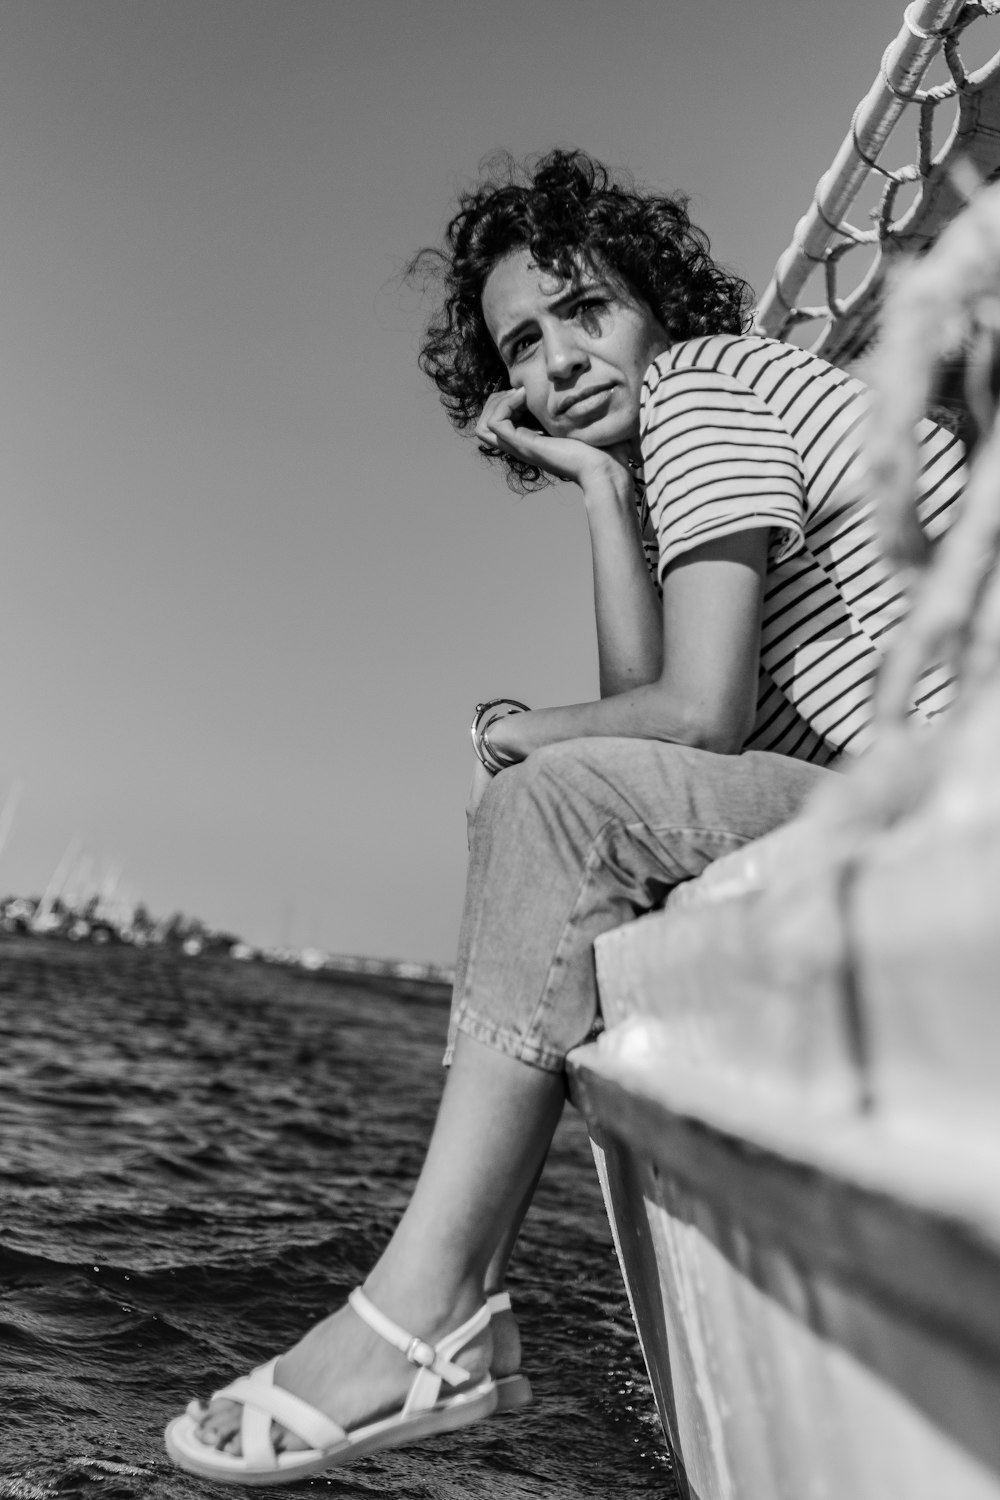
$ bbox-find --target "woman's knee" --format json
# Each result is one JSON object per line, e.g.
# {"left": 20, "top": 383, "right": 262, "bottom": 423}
{"left": 471, "top": 741, "right": 621, "bottom": 851}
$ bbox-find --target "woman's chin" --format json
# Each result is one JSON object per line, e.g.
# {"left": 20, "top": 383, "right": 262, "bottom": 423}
{"left": 543, "top": 406, "right": 637, "bottom": 448}
{"left": 573, "top": 417, "right": 636, "bottom": 449}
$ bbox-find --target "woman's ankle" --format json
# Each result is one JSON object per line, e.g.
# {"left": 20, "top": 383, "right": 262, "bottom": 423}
{"left": 361, "top": 1264, "right": 485, "bottom": 1339}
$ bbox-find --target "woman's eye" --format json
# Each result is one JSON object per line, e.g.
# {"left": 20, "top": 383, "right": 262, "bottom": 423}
{"left": 572, "top": 298, "right": 606, "bottom": 330}
{"left": 509, "top": 333, "right": 537, "bottom": 362}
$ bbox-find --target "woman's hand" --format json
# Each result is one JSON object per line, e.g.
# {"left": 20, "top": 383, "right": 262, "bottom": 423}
{"left": 476, "top": 387, "right": 632, "bottom": 493}
{"left": 466, "top": 759, "right": 494, "bottom": 848}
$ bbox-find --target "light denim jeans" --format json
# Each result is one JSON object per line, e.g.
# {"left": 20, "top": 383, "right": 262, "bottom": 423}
{"left": 447, "top": 737, "right": 832, "bottom": 1073}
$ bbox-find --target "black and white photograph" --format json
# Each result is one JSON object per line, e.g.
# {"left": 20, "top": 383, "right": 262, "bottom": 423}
{"left": 2, "top": 2, "right": 999, "bottom": 1496}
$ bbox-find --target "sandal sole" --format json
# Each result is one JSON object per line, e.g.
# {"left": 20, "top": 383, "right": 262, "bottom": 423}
{"left": 165, "top": 1382, "right": 497, "bottom": 1486}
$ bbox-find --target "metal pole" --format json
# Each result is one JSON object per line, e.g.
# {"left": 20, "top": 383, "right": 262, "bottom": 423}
{"left": 755, "top": 0, "right": 968, "bottom": 337}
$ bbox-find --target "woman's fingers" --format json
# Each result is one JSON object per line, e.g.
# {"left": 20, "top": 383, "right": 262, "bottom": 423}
{"left": 475, "top": 387, "right": 529, "bottom": 450}
{"left": 476, "top": 389, "right": 587, "bottom": 481}
{"left": 475, "top": 386, "right": 635, "bottom": 489}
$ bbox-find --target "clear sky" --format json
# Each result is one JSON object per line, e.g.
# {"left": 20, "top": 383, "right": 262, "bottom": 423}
{"left": 0, "top": 0, "right": 910, "bottom": 960}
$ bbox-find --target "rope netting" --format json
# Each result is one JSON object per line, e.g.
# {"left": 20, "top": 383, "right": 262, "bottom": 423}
{"left": 754, "top": 0, "right": 1000, "bottom": 365}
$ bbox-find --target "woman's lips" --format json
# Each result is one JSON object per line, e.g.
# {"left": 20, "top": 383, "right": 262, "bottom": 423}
{"left": 555, "top": 384, "right": 614, "bottom": 420}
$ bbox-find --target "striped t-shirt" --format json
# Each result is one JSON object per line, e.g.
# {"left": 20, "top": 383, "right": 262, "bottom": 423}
{"left": 638, "top": 334, "right": 965, "bottom": 763}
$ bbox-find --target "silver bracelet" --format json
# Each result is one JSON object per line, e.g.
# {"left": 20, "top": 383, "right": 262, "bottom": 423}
{"left": 471, "top": 698, "right": 530, "bottom": 775}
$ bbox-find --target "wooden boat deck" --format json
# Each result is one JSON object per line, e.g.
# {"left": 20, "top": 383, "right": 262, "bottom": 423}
{"left": 567, "top": 801, "right": 1000, "bottom": 1500}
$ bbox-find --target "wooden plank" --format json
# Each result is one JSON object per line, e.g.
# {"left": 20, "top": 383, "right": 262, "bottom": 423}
{"left": 853, "top": 819, "right": 1000, "bottom": 1121}
{"left": 594, "top": 894, "right": 859, "bottom": 1112}
{"left": 569, "top": 1050, "right": 1000, "bottom": 1365}
{"left": 570, "top": 1053, "right": 1000, "bottom": 1497}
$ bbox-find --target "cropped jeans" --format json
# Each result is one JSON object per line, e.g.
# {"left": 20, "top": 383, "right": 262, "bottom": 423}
{"left": 448, "top": 737, "right": 832, "bottom": 1073}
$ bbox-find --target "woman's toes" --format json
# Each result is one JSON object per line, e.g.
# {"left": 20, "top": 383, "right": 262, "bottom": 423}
{"left": 198, "top": 1399, "right": 241, "bottom": 1450}
{"left": 271, "top": 1421, "right": 298, "bottom": 1455}
{"left": 217, "top": 1422, "right": 243, "bottom": 1455}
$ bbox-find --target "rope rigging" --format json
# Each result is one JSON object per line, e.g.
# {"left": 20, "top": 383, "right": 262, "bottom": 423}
{"left": 755, "top": 0, "right": 1000, "bottom": 366}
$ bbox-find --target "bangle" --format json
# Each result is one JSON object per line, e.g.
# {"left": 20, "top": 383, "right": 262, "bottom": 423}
{"left": 480, "top": 717, "right": 509, "bottom": 773}
{"left": 471, "top": 698, "right": 530, "bottom": 775}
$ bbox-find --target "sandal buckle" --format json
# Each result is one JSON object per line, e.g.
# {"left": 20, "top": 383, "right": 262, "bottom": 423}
{"left": 406, "top": 1336, "right": 437, "bottom": 1370}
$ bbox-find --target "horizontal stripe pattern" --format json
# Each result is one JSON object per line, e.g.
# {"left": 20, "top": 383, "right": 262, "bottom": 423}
{"left": 639, "top": 335, "right": 964, "bottom": 761}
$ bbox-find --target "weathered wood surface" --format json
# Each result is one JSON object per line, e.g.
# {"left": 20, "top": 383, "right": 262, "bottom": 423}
{"left": 579, "top": 1105, "right": 1000, "bottom": 1500}
{"left": 568, "top": 717, "right": 1000, "bottom": 1499}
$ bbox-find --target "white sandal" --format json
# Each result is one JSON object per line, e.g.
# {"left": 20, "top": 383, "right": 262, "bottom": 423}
{"left": 487, "top": 1291, "right": 533, "bottom": 1414}
{"left": 164, "top": 1287, "right": 497, "bottom": 1485}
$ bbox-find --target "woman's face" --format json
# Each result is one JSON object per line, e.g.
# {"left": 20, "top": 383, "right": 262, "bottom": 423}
{"left": 481, "top": 247, "right": 670, "bottom": 449}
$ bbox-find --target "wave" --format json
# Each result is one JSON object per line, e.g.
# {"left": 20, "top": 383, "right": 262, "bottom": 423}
{"left": 0, "top": 940, "right": 673, "bottom": 1499}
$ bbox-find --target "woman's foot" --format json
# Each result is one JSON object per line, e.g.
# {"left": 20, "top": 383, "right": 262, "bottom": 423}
{"left": 191, "top": 1286, "right": 493, "bottom": 1457}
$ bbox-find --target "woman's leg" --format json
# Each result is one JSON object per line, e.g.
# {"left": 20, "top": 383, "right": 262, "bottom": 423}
{"left": 196, "top": 739, "right": 829, "bottom": 1454}
{"left": 482, "top": 1166, "right": 546, "bottom": 1386}
{"left": 447, "top": 738, "right": 832, "bottom": 1365}
{"left": 198, "top": 1032, "right": 563, "bottom": 1452}
{"left": 447, "top": 738, "right": 830, "bottom": 1069}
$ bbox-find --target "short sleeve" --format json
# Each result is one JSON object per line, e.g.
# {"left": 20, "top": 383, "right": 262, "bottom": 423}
{"left": 640, "top": 357, "right": 806, "bottom": 581}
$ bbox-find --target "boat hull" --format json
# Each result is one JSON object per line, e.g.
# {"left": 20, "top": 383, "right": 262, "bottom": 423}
{"left": 568, "top": 808, "right": 1000, "bottom": 1500}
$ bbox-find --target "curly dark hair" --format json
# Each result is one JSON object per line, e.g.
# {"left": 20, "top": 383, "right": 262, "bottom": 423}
{"left": 410, "top": 149, "right": 754, "bottom": 488}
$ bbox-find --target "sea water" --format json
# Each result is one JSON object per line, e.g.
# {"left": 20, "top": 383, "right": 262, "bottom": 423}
{"left": 0, "top": 937, "right": 676, "bottom": 1498}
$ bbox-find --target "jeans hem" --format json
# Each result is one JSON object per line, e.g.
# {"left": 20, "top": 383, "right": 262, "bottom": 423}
{"left": 446, "top": 1007, "right": 568, "bottom": 1074}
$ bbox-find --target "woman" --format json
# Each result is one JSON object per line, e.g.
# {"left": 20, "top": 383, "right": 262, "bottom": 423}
{"left": 165, "top": 150, "right": 963, "bottom": 1483}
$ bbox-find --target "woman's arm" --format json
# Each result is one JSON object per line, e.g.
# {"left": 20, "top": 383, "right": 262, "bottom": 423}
{"left": 488, "top": 528, "right": 769, "bottom": 760}
{"left": 583, "top": 466, "right": 663, "bottom": 695}
{"left": 474, "top": 389, "right": 769, "bottom": 764}
{"left": 476, "top": 388, "right": 663, "bottom": 697}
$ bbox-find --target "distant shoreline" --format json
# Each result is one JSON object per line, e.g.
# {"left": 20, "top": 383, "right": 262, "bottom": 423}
{"left": 0, "top": 892, "right": 454, "bottom": 996}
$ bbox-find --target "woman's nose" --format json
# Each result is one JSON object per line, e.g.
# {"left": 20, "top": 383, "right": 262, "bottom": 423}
{"left": 544, "top": 331, "right": 587, "bottom": 379}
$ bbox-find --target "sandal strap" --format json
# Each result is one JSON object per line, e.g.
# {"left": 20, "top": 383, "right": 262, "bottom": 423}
{"left": 216, "top": 1358, "right": 346, "bottom": 1465}
{"left": 486, "top": 1291, "right": 511, "bottom": 1314}
{"left": 348, "top": 1287, "right": 488, "bottom": 1389}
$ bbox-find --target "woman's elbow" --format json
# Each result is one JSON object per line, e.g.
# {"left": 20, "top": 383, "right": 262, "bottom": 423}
{"left": 684, "top": 725, "right": 747, "bottom": 756}
{"left": 672, "top": 700, "right": 754, "bottom": 757}
{"left": 696, "top": 726, "right": 749, "bottom": 756}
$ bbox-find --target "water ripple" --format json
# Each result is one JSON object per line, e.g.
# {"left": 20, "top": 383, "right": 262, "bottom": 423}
{"left": 0, "top": 936, "right": 676, "bottom": 1498}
